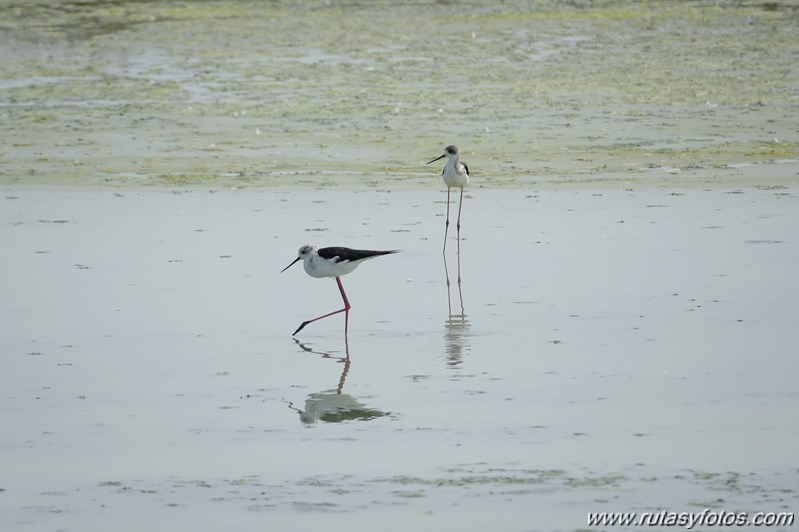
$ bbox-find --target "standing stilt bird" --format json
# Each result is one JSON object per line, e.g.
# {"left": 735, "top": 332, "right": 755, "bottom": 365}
{"left": 427, "top": 145, "right": 469, "bottom": 254}
{"left": 281, "top": 245, "right": 398, "bottom": 335}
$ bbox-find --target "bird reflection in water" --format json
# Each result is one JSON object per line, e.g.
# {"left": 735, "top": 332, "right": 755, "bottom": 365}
{"left": 443, "top": 251, "right": 470, "bottom": 369}
{"left": 286, "top": 336, "right": 390, "bottom": 424}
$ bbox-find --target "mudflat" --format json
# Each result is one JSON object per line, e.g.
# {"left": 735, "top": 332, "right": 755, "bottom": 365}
{"left": 0, "top": 1, "right": 796, "bottom": 188}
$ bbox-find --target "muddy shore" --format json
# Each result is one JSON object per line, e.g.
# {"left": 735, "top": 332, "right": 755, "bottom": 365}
{"left": 1, "top": 1, "right": 797, "bottom": 188}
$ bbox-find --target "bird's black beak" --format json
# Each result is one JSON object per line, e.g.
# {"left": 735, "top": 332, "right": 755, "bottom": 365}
{"left": 426, "top": 153, "right": 446, "bottom": 164}
{"left": 281, "top": 257, "right": 301, "bottom": 273}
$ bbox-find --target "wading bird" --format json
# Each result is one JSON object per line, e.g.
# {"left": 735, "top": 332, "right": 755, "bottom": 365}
{"left": 281, "top": 245, "right": 398, "bottom": 335}
{"left": 427, "top": 145, "right": 469, "bottom": 254}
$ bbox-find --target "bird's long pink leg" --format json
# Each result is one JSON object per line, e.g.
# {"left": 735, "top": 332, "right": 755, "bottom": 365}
{"left": 456, "top": 187, "right": 464, "bottom": 258}
{"left": 443, "top": 252, "right": 452, "bottom": 316}
{"left": 337, "top": 276, "right": 351, "bottom": 334}
{"left": 443, "top": 186, "right": 451, "bottom": 254}
{"left": 292, "top": 276, "right": 351, "bottom": 336}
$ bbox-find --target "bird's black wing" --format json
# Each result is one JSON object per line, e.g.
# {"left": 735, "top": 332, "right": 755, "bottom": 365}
{"left": 317, "top": 247, "right": 398, "bottom": 263}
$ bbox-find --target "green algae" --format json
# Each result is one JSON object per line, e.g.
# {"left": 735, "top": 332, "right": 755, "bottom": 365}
{"left": 0, "top": 1, "right": 796, "bottom": 188}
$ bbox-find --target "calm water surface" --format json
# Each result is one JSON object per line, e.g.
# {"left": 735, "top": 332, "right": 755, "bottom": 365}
{"left": 1, "top": 186, "right": 797, "bottom": 530}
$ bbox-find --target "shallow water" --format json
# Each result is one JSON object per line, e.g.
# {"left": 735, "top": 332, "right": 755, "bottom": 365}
{"left": 1, "top": 185, "right": 797, "bottom": 530}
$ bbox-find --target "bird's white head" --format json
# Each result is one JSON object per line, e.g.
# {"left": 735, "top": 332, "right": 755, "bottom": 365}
{"left": 281, "top": 244, "right": 316, "bottom": 272}
{"left": 426, "top": 144, "right": 460, "bottom": 165}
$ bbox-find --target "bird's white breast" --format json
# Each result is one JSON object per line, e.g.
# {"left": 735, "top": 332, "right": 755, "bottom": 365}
{"left": 304, "top": 255, "right": 360, "bottom": 278}
{"left": 443, "top": 160, "right": 469, "bottom": 188}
